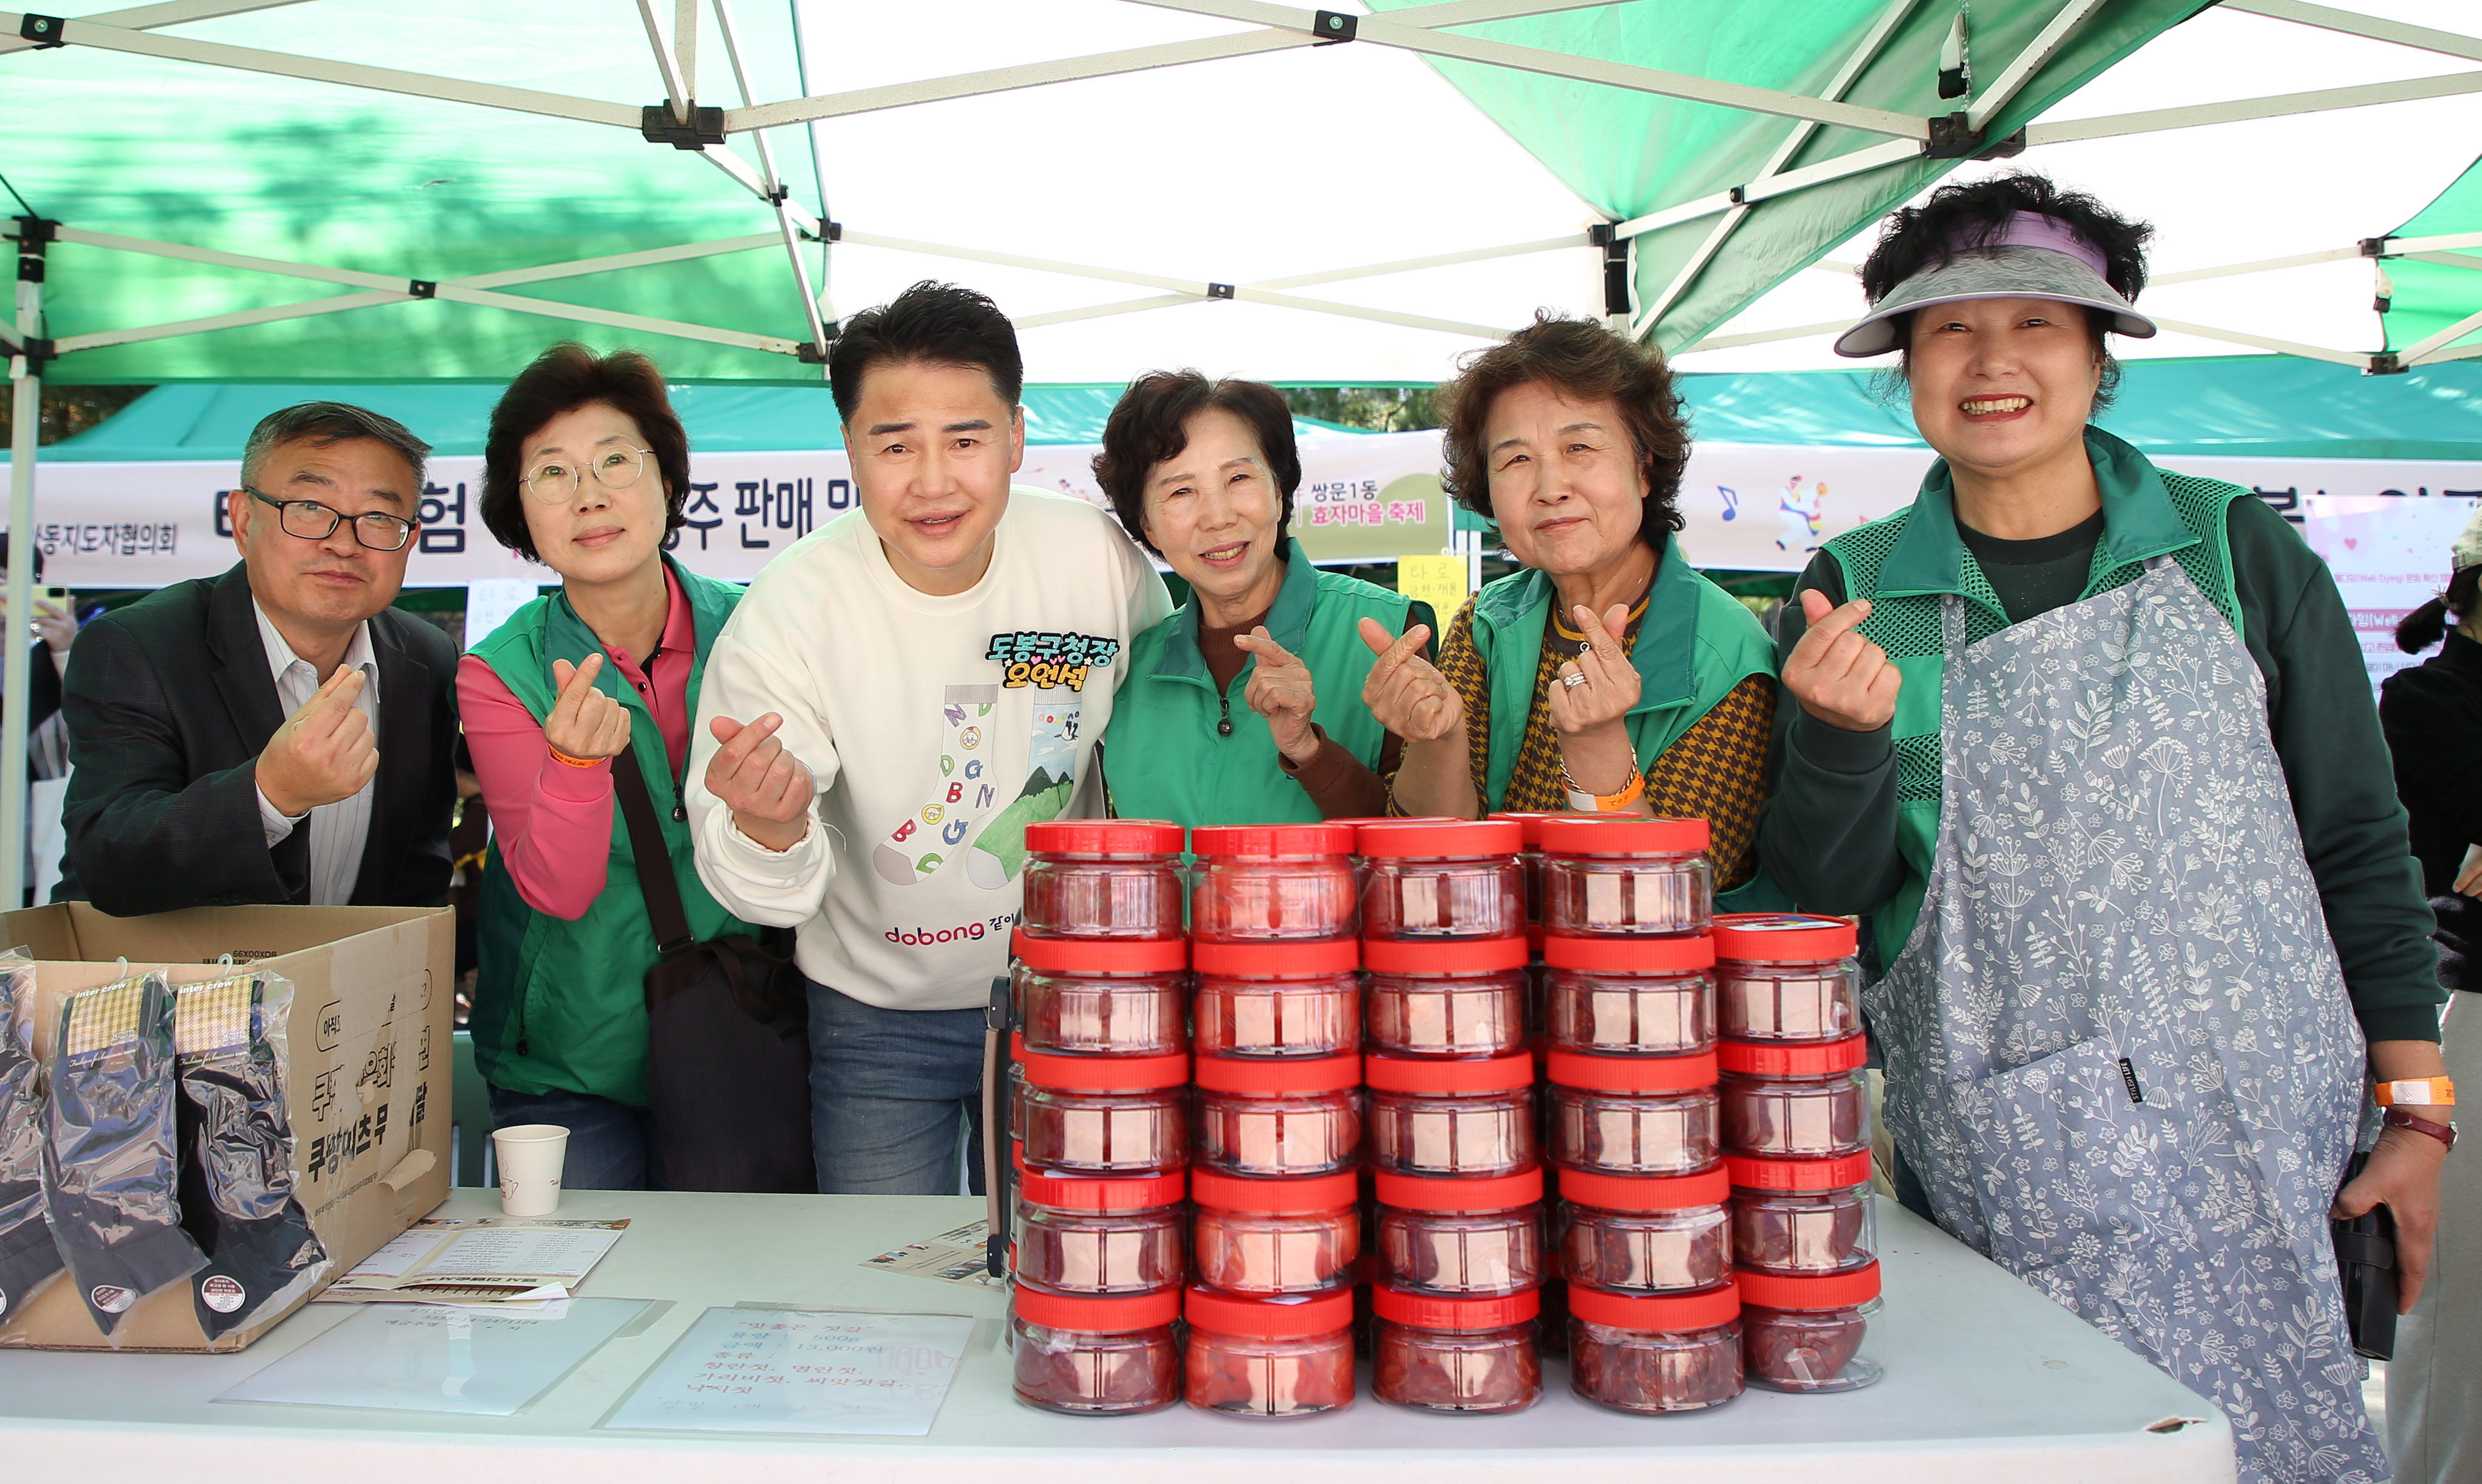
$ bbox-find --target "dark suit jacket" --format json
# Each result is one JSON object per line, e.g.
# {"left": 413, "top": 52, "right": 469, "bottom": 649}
{"left": 55, "top": 562, "right": 459, "bottom": 914}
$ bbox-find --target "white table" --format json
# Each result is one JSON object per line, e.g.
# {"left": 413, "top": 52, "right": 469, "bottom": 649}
{"left": 0, "top": 1189, "right": 2236, "bottom": 1483}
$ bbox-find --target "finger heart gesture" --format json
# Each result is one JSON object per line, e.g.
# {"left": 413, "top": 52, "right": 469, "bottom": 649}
{"left": 1358, "top": 617, "right": 1464, "bottom": 744}
{"left": 544, "top": 654, "right": 633, "bottom": 762}
{"left": 1235, "top": 626, "right": 1320, "bottom": 763}
{"left": 1545, "top": 603, "right": 1639, "bottom": 738}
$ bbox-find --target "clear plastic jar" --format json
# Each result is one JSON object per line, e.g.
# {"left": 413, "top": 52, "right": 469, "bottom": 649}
{"left": 1542, "top": 932, "right": 1715, "bottom": 1056}
{"left": 1194, "top": 1053, "right": 1363, "bottom": 1177}
{"left": 1728, "top": 1151, "right": 1877, "bottom": 1275}
{"left": 1719, "top": 1036, "right": 1869, "bottom": 1160}
{"left": 1374, "top": 1166, "right": 1544, "bottom": 1296}
{"left": 1713, "top": 914, "right": 1862, "bottom": 1043}
{"left": 1020, "top": 819, "right": 1187, "bottom": 940}
{"left": 1557, "top": 1163, "right": 1731, "bottom": 1293}
{"left": 1013, "top": 1168, "right": 1186, "bottom": 1296}
{"left": 1487, "top": 812, "right": 1559, "bottom": 928}
{"left": 1546, "top": 1049, "right": 1720, "bottom": 1176}
{"left": 1566, "top": 1281, "right": 1744, "bottom": 1414}
{"left": 1739, "top": 1264, "right": 1883, "bottom": 1393}
{"left": 1363, "top": 935, "right": 1530, "bottom": 1059}
{"left": 1192, "top": 938, "right": 1361, "bottom": 1059}
{"left": 1011, "top": 931, "right": 1189, "bottom": 1056}
{"left": 1364, "top": 1052, "right": 1536, "bottom": 1177}
{"left": 1184, "top": 1285, "right": 1357, "bottom": 1418}
{"left": 1191, "top": 823, "right": 1360, "bottom": 943}
{"left": 1011, "top": 1287, "right": 1184, "bottom": 1414}
{"left": 1371, "top": 1285, "right": 1542, "bottom": 1414}
{"left": 1018, "top": 1049, "right": 1190, "bottom": 1174}
{"left": 1540, "top": 816, "right": 1712, "bottom": 937}
{"left": 1359, "top": 820, "right": 1526, "bottom": 940}
{"left": 1190, "top": 1168, "right": 1360, "bottom": 1295}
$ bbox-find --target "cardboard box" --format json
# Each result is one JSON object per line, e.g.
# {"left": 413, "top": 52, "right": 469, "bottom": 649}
{"left": 0, "top": 903, "right": 453, "bottom": 1351}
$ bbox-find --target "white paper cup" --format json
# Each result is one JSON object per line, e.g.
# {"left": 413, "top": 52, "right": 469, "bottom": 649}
{"left": 492, "top": 1123, "right": 569, "bottom": 1216}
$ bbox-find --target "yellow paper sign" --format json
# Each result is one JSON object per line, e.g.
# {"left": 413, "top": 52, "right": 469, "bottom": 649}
{"left": 1396, "top": 553, "right": 1472, "bottom": 624}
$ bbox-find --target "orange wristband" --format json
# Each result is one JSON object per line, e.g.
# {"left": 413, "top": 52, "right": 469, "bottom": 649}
{"left": 546, "top": 742, "right": 603, "bottom": 769}
{"left": 2376, "top": 1077, "right": 2456, "bottom": 1108}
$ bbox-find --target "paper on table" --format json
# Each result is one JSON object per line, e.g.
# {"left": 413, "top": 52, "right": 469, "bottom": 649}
{"left": 215, "top": 1298, "right": 648, "bottom": 1415}
{"left": 862, "top": 1219, "right": 999, "bottom": 1289}
{"left": 461, "top": 578, "right": 544, "bottom": 651}
{"left": 602, "top": 1307, "right": 976, "bottom": 1437}
{"left": 320, "top": 1218, "right": 627, "bottom": 1303}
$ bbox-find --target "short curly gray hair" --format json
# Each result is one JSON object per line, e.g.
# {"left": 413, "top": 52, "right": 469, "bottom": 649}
{"left": 240, "top": 401, "right": 431, "bottom": 492}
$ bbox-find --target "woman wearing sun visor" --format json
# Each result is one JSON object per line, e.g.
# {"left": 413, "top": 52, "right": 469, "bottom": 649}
{"left": 1756, "top": 173, "right": 2447, "bottom": 1484}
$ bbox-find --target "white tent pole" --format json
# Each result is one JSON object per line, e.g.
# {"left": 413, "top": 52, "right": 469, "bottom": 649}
{"left": 2397, "top": 251, "right": 2482, "bottom": 274}
{"left": 1011, "top": 294, "right": 1199, "bottom": 331}
{"left": 673, "top": 0, "right": 698, "bottom": 109}
{"left": 1677, "top": 319, "right": 1856, "bottom": 352}
{"left": 1232, "top": 289, "right": 1506, "bottom": 339}
{"left": 706, "top": 0, "right": 824, "bottom": 353}
{"left": 2222, "top": 0, "right": 2482, "bottom": 65}
{"left": 1967, "top": 0, "right": 2114, "bottom": 133}
{"left": 2150, "top": 246, "right": 2365, "bottom": 284}
{"left": 52, "top": 227, "right": 406, "bottom": 290}
{"left": 53, "top": 290, "right": 406, "bottom": 355}
{"left": 1249, "top": 234, "right": 1591, "bottom": 291}
{"left": 634, "top": 0, "right": 692, "bottom": 125}
{"left": 838, "top": 231, "right": 1200, "bottom": 294}
{"left": 1610, "top": 138, "right": 1921, "bottom": 241}
{"left": 2027, "top": 70, "right": 2482, "bottom": 145}
{"left": 1635, "top": 206, "right": 1749, "bottom": 339}
{"left": 2143, "top": 316, "right": 2375, "bottom": 366}
{"left": 2381, "top": 231, "right": 2482, "bottom": 255}
{"left": 709, "top": 0, "right": 784, "bottom": 195}
{"left": 2413, "top": 339, "right": 2482, "bottom": 365}
{"left": 2399, "top": 305, "right": 2482, "bottom": 364}
{"left": 0, "top": 0, "right": 311, "bottom": 58}
{"left": 454, "top": 234, "right": 780, "bottom": 289}
{"left": 3, "top": 227, "right": 42, "bottom": 910}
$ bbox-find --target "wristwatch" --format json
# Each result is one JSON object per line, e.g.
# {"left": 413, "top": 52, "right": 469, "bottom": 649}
{"left": 2383, "top": 1107, "right": 2458, "bottom": 1151}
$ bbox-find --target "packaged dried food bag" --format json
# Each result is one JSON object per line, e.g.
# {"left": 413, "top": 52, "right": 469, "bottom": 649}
{"left": 0, "top": 952, "right": 64, "bottom": 1322}
{"left": 41, "top": 970, "right": 203, "bottom": 1336}
{"left": 175, "top": 972, "right": 328, "bottom": 1338}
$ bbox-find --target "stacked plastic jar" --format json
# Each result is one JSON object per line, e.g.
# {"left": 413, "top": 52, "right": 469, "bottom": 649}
{"left": 1009, "top": 820, "right": 1193, "bottom": 1416}
{"left": 1714, "top": 913, "right": 1882, "bottom": 1394}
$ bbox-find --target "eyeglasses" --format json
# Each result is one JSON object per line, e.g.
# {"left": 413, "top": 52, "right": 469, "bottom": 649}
{"left": 245, "top": 487, "right": 414, "bottom": 552}
{"left": 521, "top": 444, "right": 650, "bottom": 505}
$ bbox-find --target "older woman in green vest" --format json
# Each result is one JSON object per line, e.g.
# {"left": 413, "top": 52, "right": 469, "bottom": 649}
{"left": 1096, "top": 372, "right": 1423, "bottom": 829}
{"left": 459, "top": 344, "right": 754, "bottom": 1190}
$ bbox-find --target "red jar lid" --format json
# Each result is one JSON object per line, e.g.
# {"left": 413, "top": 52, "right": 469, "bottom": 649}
{"left": 1372, "top": 1165, "right": 1543, "bottom": 1213}
{"left": 1566, "top": 1280, "right": 1740, "bottom": 1332}
{"left": 1189, "top": 1167, "right": 1359, "bottom": 1213}
{"left": 1487, "top": 811, "right": 1569, "bottom": 848}
{"left": 1018, "top": 1168, "right": 1187, "bottom": 1212}
{"left": 1736, "top": 1261, "right": 1882, "bottom": 1312}
{"left": 1725, "top": 1151, "right": 1876, "bottom": 1193}
{"left": 1012, "top": 1286, "right": 1181, "bottom": 1332}
{"left": 1358, "top": 819, "right": 1522, "bottom": 859}
{"left": 1364, "top": 1050, "right": 1534, "bottom": 1094}
{"left": 1024, "top": 819, "right": 1184, "bottom": 856}
{"left": 1555, "top": 1163, "right": 1729, "bottom": 1212}
{"left": 1371, "top": 1283, "right": 1541, "bottom": 1331}
{"left": 1712, "top": 912, "right": 1858, "bottom": 963}
{"left": 1011, "top": 929, "right": 1187, "bottom": 974}
{"left": 1018, "top": 1048, "right": 1191, "bottom": 1092}
{"left": 1191, "top": 823, "right": 1355, "bottom": 858}
{"left": 1361, "top": 935, "right": 1530, "bottom": 976}
{"left": 1185, "top": 1285, "right": 1354, "bottom": 1339}
{"left": 1538, "top": 815, "right": 1709, "bottom": 857}
{"left": 1191, "top": 937, "right": 1361, "bottom": 978}
{"left": 1194, "top": 1051, "right": 1361, "bottom": 1095}
{"left": 1717, "top": 1035, "right": 1867, "bottom": 1077}
{"left": 1542, "top": 933, "right": 1715, "bottom": 974}
{"left": 1546, "top": 1049, "right": 1719, "bottom": 1094}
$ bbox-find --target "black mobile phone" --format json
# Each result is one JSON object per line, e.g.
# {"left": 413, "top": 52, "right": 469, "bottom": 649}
{"left": 2332, "top": 1151, "right": 2399, "bottom": 1361}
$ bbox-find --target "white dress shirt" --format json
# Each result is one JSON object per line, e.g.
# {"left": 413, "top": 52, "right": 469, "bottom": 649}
{"left": 252, "top": 601, "right": 380, "bottom": 906}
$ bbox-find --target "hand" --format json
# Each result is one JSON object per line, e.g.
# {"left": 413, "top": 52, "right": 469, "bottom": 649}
{"left": 1545, "top": 603, "right": 1640, "bottom": 741}
{"left": 1236, "top": 626, "right": 1319, "bottom": 763}
{"left": 543, "top": 654, "right": 631, "bottom": 762}
{"left": 30, "top": 598, "right": 74, "bottom": 655}
{"left": 255, "top": 667, "right": 377, "bottom": 819}
{"left": 705, "top": 713, "right": 815, "bottom": 852}
{"left": 2332, "top": 1122, "right": 2448, "bottom": 1311}
{"left": 1783, "top": 589, "right": 1900, "bottom": 732}
{"left": 2455, "top": 842, "right": 2482, "bottom": 896}
{"left": 1359, "top": 617, "right": 1464, "bottom": 744}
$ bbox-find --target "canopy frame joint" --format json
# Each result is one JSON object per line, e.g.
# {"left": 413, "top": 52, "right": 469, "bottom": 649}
{"left": 641, "top": 103, "right": 726, "bottom": 148}
{"left": 2368, "top": 352, "right": 2408, "bottom": 375}
{"left": 1312, "top": 11, "right": 1355, "bottom": 44}
{"left": 406, "top": 279, "right": 437, "bottom": 299}
{"left": 16, "top": 14, "right": 64, "bottom": 49}
{"left": 1924, "top": 111, "right": 1989, "bottom": 159}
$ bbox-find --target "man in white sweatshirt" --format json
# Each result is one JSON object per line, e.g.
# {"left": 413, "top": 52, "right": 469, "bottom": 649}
{"left": 687, "top": 282, "right": 1172, "bottom": 1193}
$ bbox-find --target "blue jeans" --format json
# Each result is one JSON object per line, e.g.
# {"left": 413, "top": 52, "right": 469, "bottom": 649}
{"left": 487, "top": 1085, "right": 658, "bottom": 1191}
{"left": 805, "top": 978, "right": 986, "bottom": 1195}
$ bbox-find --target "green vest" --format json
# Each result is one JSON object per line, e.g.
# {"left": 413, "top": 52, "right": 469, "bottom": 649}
{"left": 467, "top": 556, "right": 753, "bottom": 1107}
{"left": 1821, "top": 427, "right": 2248, "bottom": 957}
{"left": 1105, "top": 549, "right": 1413, "bottom": 834}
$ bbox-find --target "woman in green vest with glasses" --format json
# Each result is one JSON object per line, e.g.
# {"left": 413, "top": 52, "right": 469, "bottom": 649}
{"left": 460, "top": 344, "right": 756, "bottom": 1190}
{"left": 1096, "top": 372, "right": 1423, "bottom": 828}
{"left": 1761, "top": 172, "right": 2446, "bottom": 1484}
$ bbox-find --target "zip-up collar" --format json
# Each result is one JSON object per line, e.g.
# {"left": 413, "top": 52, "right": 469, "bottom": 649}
{"left": 1475, "top": 532, "right": 1703, "bottom": 712}
{"left": 1149, "top": 537, "right": 1316, "bottom": 688}
{"left": 1875, "top": 426, "right": 2199, "bottom": 600}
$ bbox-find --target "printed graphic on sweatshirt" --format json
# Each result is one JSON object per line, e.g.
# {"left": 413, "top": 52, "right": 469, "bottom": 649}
{"left": 872, "top": 684, "right": 1005, "bottom": 886}
{"left": 984, "top": 630, "right": 1121, "bottom": 693}
{"left": 967, "top": 692, "right": 1080, "bottom": 890}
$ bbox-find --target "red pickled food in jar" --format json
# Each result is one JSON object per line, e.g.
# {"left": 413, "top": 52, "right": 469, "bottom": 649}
{"left": 1727, "top": 1151, "right": 1877, "bottom": 1275}
{"left": 1011, "top": 1287, "right": 1184, "bottom": 1414}
{"left": 1557, "top": 1163, "right": 1732, "bottom": 1293}
{"left": 1013, "top": 1168, "right": 1186, "bottom": 1296}
{"left": 1189, "top": 1168, "right": 1361, "bottom": 1295}
{"left": 1566, "top": 1282, "right": 1743, "bottom": 1413}
{"left": 1371, "top": 1285, "right": 1542, "bottom": 1413}
{"left": 1713, "top": 914, "right": 1861, "bottom": 1043}
{"left": 1489, "top": 811, "right": 1561, "bottom": 928}
{"left": 1373, "top": 1167, "right": 1544, "bottom": 1296}
{"left": 1191, "top": 939, "right": 1361, "bottom": 1059}
{"left": 1183, "top": 1286, "right": 1357, "bottom": 1418}
{"left": 1011, "top": 932, "right": 1189, "bottom": 1056}
{"left": 1539, "top": 816, "right": 1713, "bottom": 937}
{"left": 1719, "top": 1037, "right": 1870, "bottom": 1160}
{"left": 1738, "top": 1264, "right": 1883, "bottom": 1393}
{"left": 1020, "top": 819, "right": 1187, "bottom": 940}
{"left": 1363, "top": 936, "right": 1530, "bottom": 1059}
{"left": 1542, "top": 934, "right": 1716, "bottom": 1056}
{"left": 1194, "top": 1054, "right": 1363, "bottom": 1177}
{"left": 1364, "top": 1052, "right": 1536, "bottom": 1177}
{"left": 1359, "top": 820, "right": 1526, "bottom": 940}
{"left": 1546, "top": 1050, "right": 1720, "bottom": 1176}
{"left": 1018, "top": 1049, "right": 1190, "bottom": 1174}
{"left": 1191, "top": 824, "right": 1359, "bottom": 942}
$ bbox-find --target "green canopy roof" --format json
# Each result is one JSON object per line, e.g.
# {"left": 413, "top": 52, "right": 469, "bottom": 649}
{"left": 2385, "top": 151, "right": 2482, "bottom": 366}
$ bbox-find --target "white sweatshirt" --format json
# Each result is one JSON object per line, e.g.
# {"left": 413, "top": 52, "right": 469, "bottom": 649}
{"left": 687, "top": 488, "right": 1173, "bottom": 1011}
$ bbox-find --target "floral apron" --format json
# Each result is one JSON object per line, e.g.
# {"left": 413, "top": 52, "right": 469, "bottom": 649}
{"left": 1865, "top": 559, "right": 2385, "bottom": 1483}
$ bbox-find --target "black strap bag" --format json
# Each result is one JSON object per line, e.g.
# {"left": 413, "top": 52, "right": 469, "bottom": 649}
{"left": 610, "top": 748, "right": 816, "bottom": 1193}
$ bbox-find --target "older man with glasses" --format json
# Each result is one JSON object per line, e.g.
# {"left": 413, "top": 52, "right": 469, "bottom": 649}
{"left": 56, "top": 401, "right": 461, "bottom": 913}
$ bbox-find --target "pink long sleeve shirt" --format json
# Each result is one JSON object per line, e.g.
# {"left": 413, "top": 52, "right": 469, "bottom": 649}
{"left": 456, "top": 567, "right": 697, "bottom": 921}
